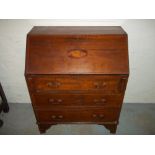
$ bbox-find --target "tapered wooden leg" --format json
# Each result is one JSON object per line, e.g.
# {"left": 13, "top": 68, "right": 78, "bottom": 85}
{"left": 104, "top": 124, "right": 117, "bottom": 134}
{"left": 38, "top": 125, "right": 47, "bottom": 134}
{"left": 38, "top": 124, "right": 56, "bottom": 134}
{"left": 99, "top": 124, "right": 118, "bottom": 134}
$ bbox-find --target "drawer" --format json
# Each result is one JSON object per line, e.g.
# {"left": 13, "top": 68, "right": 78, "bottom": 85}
{"left": 33, "top": 93, "right": 123, "bottom": 107}
{"left": 36, "top": 108, "right": 120, "bottom": 123}
{"left": 29, "top": 75, "right": 127, "bottom": 94}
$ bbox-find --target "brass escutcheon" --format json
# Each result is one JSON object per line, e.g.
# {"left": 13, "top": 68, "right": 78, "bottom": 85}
{"left": 68, "top": 49, "right": 87, "bottom": 58}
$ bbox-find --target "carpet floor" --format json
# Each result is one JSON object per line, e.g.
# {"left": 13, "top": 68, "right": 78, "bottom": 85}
{"left": 0, "top": 103, "right": 155, "bottom": 135}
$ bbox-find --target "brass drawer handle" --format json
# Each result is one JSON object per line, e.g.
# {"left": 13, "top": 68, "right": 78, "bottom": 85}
{"left": 92, "top": 114, "right": 97, "bottom": 118}
{"left": 57, "top": 82, "right": 61, "bottom": 86}
{"left": 49, "top": 98, "right": 63, "bottom": 104}
{"left": 47, "top": 82, "right": 61, "bottom": 88}
{"left": 51, "top": 115, "right": 56, "bottom": 119}
{"left": 58, "top": 115, "right": 63, "bottom": 119}
{"left": 92, "top": 114, "right": 104, "bottom": 119}
{"left": 101, "top": 98, "right": 106, "bottom": 103}
{"left": 49, "top": 98, "right": 54, "bottom": 103}
{"left": 99, "top": 114, "right": 104, "bottom": 118}
{"left": 93, "top": 98, "right": 107, "bottom": 104}
{"left": 58, "top": 99, "right": 62, "bottom": 103}
{"left": 94, "top": 82, "right": 106, "bottom": 89}
{"left": 47, "top": 82, "right": 54, "bottom": 87}
{"left": 94, "top": 99, "right": 98, "bottom": 103}
{"left": 51, "top": 115, "right": 63, "bottom": 119}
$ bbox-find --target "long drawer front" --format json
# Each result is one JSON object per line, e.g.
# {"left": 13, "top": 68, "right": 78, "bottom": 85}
{"left": 28, "top": 75, "right": 127, "bottom": 94}
{"left": 33, "top": 93, "right": 123, "bottom": 107}
{"left": 36, "top": 108, "right": 120, "bottom": 123}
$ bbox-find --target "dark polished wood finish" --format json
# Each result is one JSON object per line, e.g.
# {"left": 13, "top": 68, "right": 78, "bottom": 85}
{"left": 25, "top": 26, "right": 129, "bottom": 134}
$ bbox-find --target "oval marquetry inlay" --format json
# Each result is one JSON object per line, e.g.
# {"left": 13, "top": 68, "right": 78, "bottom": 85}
{"left": 68, "top": 49, "right": 87, "bottom": 58}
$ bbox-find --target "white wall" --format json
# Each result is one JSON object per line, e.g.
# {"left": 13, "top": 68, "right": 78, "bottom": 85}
{"left": 0, "top": 19, "right": 155, "bottom": 103}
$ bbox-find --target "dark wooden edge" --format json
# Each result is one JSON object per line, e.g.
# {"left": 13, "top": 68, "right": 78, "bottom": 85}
{"left": 36, "top": 121, "right": 118, "bottom": 134}
{"left": 28, "top": 26, "right": 127, "bottom": 38}
{"left": 37, "top": 121, "right": 118, "bottom": 125}
{"left": 25, "top": 76, "right": 44, "bottom": 125}
{"left": 25, "top": 74, "right": 129, "bottom": 76}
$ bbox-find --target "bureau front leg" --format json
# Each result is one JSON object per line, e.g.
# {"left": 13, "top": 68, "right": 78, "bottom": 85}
{"left": 38, "top": 123, "right": 56, "bottom": 134}
{"left": 99, "top": 123, "right": 118, "bottom": 134}
{"left": 104, "top": 124, "right": 117, "bottom": 134}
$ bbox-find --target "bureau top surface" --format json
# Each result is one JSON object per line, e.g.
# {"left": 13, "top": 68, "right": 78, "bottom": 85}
{"left": 28, "top": 26, "right": 126, "bottom": 36}
{"left": 25, "top": 26, "right": 129, "bottom": 75}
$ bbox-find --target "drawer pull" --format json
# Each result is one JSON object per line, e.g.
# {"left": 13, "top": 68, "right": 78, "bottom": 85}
{"left": 51, "top": 115, "right": 56, "bottom": 119}
{"left": 49, "top": 98, "right": 54, "bottom": 103}
{"left": 58, "top": 99, "right": 62, "bottom": 103}
{"left": 92, "top": 114, "right": 104, "bottom": 119}
{"left": 94, "top": 82, "right": 99, "bottom": 88}
{"left": 57, "top": 82, "right": 61, "bottom": 86}
{"left": 94, "top": 99, "right": 98, "bottom": 103}
{"left": 58, "top": 115, "right": 63, "bottom": 119}
{"left": 93, "top": 98, "right": 107, "bottom": 104}
{"left": 49, "top": 99, "right": 63, "bottom": 104}
{"left": 47, "top": 82, "right": 54, "bottom": 86}
{"left": 47, "top": 82, "right": 61, "bottom": 88}
{"left": 94, "top": 82, "right": 106, "bottom": 89}
{"left": 101, "top": 98, "right": 107, "bottom": 103}
{"left": 99, "top": 114, "right": 104, "bottom": 118}
{"left": 92, "top": 114, "right": 97, "bottom": 118}
{"left": 51, "top": 115, "right": 63, "bottom": 119}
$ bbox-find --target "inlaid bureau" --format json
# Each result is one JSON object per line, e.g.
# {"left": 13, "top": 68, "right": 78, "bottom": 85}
{"left": 25, "top": 26, "right": 129, "bottom": 134}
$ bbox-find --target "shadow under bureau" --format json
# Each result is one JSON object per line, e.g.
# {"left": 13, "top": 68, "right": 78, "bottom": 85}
{"left": 25, "top": 26, "right": 129, "bottom": 134}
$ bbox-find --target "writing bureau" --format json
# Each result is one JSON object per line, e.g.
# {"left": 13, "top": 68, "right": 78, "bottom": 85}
{"left": 25, "top": 26, "right": 129, "bottom": 134}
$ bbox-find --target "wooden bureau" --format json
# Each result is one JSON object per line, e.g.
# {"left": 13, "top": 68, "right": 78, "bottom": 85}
{"left": 25, "top": 26, "right": 129, "bottom": 134}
